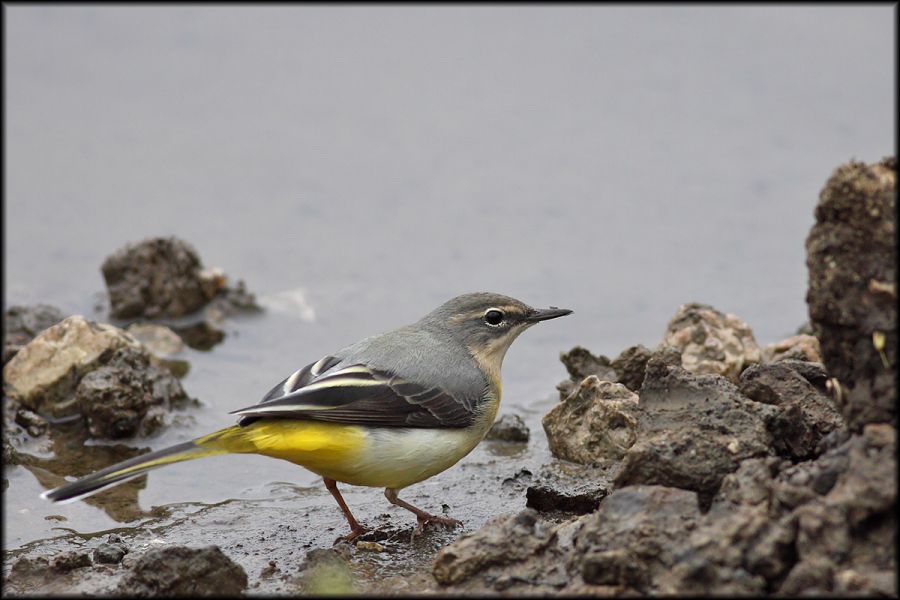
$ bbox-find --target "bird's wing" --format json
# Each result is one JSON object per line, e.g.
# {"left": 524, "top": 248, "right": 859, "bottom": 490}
{"left": 231, "top": 357, "right": 478, "bottom": 428}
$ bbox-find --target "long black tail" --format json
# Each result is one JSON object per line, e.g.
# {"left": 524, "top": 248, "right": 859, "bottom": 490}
{"left": 40, "top": 425, "right": 248, "bottom": 503}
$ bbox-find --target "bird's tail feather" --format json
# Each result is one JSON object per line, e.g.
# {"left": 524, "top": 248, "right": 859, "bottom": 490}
{"left": 41, "top": 425, "right": 253, "bottom": 504}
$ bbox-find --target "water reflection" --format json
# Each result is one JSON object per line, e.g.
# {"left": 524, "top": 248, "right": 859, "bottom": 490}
{"left": 22, "top": 426, "right": 153, "bottom": 524}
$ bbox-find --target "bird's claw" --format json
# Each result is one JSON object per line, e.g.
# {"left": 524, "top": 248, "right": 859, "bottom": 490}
{"left": 410, "top": 514, "right": 462, "bottom": 541}
{"left": 333, "top": 525, "right": 371, "bottom": 545}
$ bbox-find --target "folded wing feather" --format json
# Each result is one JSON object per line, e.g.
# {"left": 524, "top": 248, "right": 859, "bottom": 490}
{"left": 231, "top": 357, "right": 478, "bottom": 429}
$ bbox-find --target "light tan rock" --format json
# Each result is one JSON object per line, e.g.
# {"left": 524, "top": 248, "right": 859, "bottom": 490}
{"left": 763, "top": 334, "right": 822, "bottom": 364}
{"left": 662, "top": 303, "right": 761, "bottom": 382}
{"left": 542, "top": 376, "right": 640, "bottom": 464}
{"left": 126, "top": 323, "right": 184, "bottom": 356}
{"left": 3, "top": 315, "right": 140, "bottom": 415}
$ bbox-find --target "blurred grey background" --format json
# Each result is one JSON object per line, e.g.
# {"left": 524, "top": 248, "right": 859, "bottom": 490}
{"left": 4, "top": 5, "right": 895, "bottom": 542}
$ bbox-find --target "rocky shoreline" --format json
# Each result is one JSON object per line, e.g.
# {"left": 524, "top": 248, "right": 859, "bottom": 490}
{"left": 2, "top": 158, "right": 896, "bottom": 595}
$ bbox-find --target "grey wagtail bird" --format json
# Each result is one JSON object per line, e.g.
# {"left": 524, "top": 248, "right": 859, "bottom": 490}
{"left": 41, "top": 293, "right": 572, "bottom": 541}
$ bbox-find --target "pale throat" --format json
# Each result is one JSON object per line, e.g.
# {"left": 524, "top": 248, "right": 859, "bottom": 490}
{"left": 466, "top": 328, "right": 527, "bottom": 393}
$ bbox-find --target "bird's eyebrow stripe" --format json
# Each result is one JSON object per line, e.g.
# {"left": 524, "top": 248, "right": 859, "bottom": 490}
{"left": 449, "top": 305, "right": 526, "bottom": 323}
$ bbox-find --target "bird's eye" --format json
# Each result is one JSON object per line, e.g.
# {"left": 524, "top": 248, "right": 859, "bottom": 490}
{"left": 484, "top": 309, "right": 505, "bottom": 326}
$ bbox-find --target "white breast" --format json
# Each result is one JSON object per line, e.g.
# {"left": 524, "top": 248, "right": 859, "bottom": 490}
{"left": 340, "top": 425, "right": 488, "bottom": 489}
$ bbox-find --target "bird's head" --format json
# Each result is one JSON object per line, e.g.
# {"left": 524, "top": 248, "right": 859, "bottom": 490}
{"left": 420, "top": 292, "right": 572, "bottom": 377}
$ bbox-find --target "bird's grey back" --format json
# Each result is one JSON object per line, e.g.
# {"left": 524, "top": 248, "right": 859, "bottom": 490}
{"left": 332, "top": 324, "right": 487, "bottom": 400}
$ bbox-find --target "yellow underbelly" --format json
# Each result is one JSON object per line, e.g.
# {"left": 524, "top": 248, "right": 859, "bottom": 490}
{"left": 236, "top": 420, "right": 370, "bottom": 484}
{"left": 231, "top": 403, "right": 498, "bottom": 490}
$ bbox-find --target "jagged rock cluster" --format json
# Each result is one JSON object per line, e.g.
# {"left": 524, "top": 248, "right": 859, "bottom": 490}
{"left": 432, "top": 157, "right": 896, "bottom": 596}
{"left": 5, "top": 538, "right": 247, "bottom": 596}
{"left": 3, "top": 316, "right": 192, "bottom": 440}
{"left": 101, "top": 236, "right": 259, "bottom": 321}
{"left": 2, "top": 236, "right": 262, "bottom": 444}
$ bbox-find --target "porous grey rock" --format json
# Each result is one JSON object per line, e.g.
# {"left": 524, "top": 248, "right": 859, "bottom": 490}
{"left": 116, "top": 545, "right": 247, "bottom": 596}
{"left": 656, "top": 461, "right": 794, "bottom": 594}
{"left": 76, "top": 347, "right": 191, "bottom": 439}
{"left": 485, "top": 413, "right": 530, "bottom": 442}
{"left": 788, "top": 424, "right": 896, "bottom": 594}
{"left": 613, "top": 360, "right": 774, "bottom": 507}
{"left": 525, "top": 462, "right": 612, "bottom": 515}
{"left": 805, "top": 156, "right": 896, "bottom": 432}
{"left": 432, "top": 509, "right": 557, "bottom": 586}
{"left": 101, "top": 237, "right": 260, "bottom": 321}
{"left": 739, "top": 361, "right": 845, "bottom": 459}
{"left": 655, "top": 424, "right": 896, "bottom": 596}
{"left": 102, "top": 237, "right": 209, "bottom": 320}
{"left": 543, "top": 376, "right": 640, "bottom": 464}
{"left": 3, "top": 315, "right": 142, "bottom": 416}
{"left": 662, "top": 302, "right": 762, "bottom": 382}
{"left": 575, "top": 485, "right": 702, "bottom": 591}
{"left": 3, "top": 304, "right": 66, "bottom": 364}
{"left": 94, "top": 534, "right": 128, "bottom": 564}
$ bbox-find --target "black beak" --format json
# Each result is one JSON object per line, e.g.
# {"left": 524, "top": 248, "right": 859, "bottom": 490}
{"left": 526, "top": 306, "right": 573, "bottom": 322}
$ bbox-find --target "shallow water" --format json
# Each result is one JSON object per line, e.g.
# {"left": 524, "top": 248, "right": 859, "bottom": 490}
{"left": 4, "top": 4, "right": 894, "bottom": 561}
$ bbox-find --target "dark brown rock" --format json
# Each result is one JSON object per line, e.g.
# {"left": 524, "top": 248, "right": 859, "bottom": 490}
{"left": 805, "top": 156, "right": 896, "bottom": 431}
{"left": 574, "top": 485, "right": 702, "bottom": 591}
{"left": 613, "top": 363, "right": 775, "bottom": 507}
{"left": 525, "top": 462, "right": 612, "bottom": 515}
{"left": 14, "top": 407, "right": 48, "bottom": 437}
{"left": 94, "top": 534, "right": 128, "bottom": 564}
{"left": 116, "top": 545, "right": 247, "bottom": 596}
{"left": 740, "top": 361, "right": 845, "bottom": 459}
{"left": 784, "top": 424, "right": 896, "bottom": 595}
{"left": 485, "top": 413, "right": 530, "bottom": 442}
{"left": 76, "top": 347, "right": 191, "bottom": 439}
{"left": 437, "top": 400, "right": 894, "bottom": 596}
{"left": 3, "top": 436, "right": 21, "bottom": 466}
{"left": 653, "top": 424, "right": 896, "bottom": 595}
{"left": 432, "top": 509, "right": 557, "bottom": 586}
{"left": 657, "top": 490, "right": 794, "bottom": 593}
{"left": 559, "top": 346, "right": 617, "bottom": 383}
{"left": 206, "top": 278, "right": 262, "bottom": 317}
{"left": 610, "top": 344, "right": 653, "bottom": 391}
{"left": 170, "top": 320, "right": 226, "bottom": 351}
{"left": 102, "top": 237, "right": 209, "bottom": 319}
{"left": 50, "top": 550, "right": 93, "bottom": 572}
{"left": 8, "top": 555, "right": 51, "bottom": 578}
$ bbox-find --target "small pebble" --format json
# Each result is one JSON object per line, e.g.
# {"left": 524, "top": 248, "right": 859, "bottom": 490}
{"left": 355, "top": 541, "right": 385, "bottom": 552}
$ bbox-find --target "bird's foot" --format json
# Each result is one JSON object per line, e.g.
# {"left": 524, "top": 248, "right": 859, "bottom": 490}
{"left": 333, "top": 524, "right": 371, "bottom": 545}
{"left": 410, "top": 514, "right": 462, "bottom": 541}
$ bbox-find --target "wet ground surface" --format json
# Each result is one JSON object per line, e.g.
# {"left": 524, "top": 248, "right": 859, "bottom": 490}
{"left": 5, "top": 376, "right": 557, "bottom": 594}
